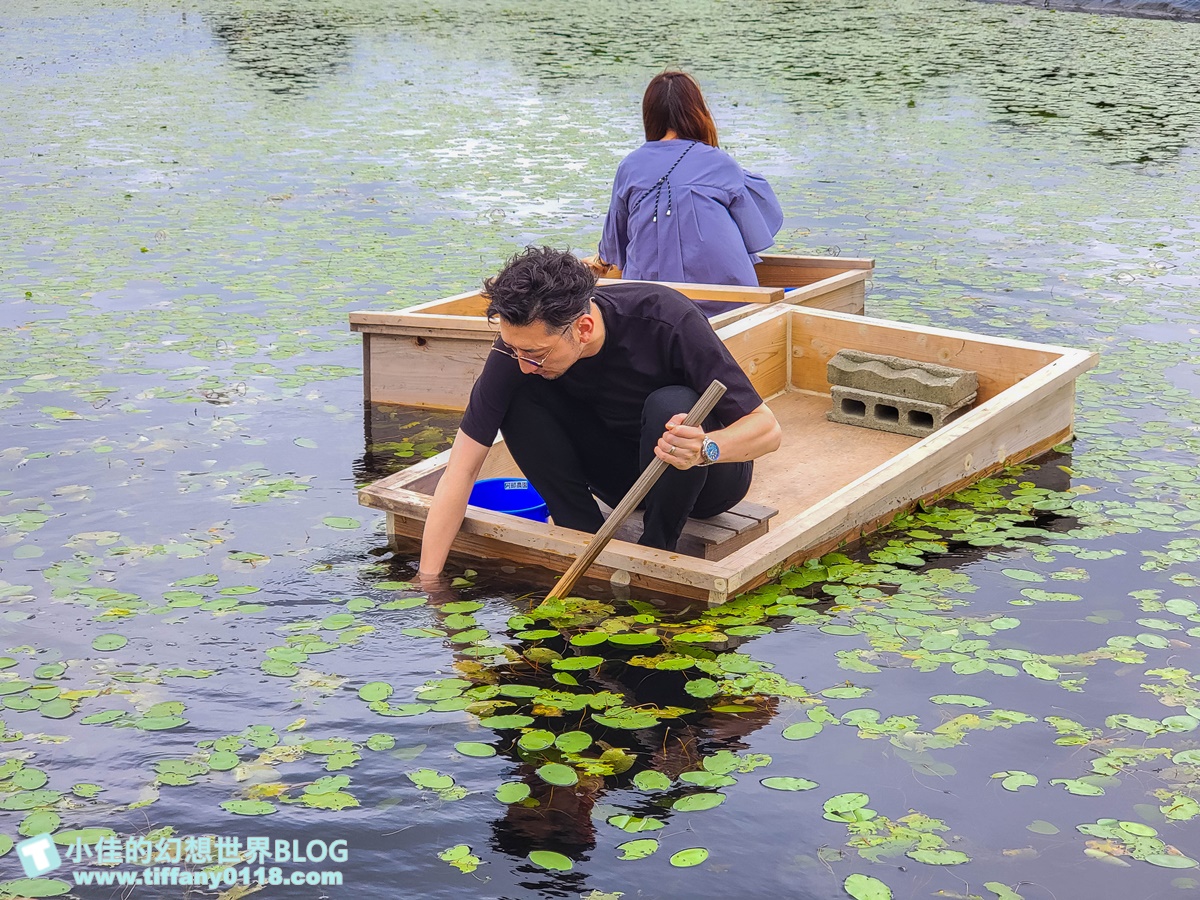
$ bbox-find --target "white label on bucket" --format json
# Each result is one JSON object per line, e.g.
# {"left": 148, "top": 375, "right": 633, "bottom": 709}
{"left": 504, "top": 480, "right": 528, "bottom": 490}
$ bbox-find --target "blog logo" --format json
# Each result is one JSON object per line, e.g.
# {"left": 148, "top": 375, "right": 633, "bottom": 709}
{"left": 16, "top": 834, "right": 62, "bottom": 877}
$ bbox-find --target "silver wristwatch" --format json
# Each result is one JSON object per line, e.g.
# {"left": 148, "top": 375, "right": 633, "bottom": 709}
{"left": 699, "top": 435, "right": 720, "bottom": 466}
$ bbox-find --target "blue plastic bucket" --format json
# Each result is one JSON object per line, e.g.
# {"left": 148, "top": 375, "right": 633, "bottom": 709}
{"left": 469, "top": 477, "right": 549, "bottom": 522}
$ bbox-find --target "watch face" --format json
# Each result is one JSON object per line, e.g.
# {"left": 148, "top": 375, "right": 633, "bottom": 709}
{"left": 703, "top": 438, "right": 720, "bottom": 462}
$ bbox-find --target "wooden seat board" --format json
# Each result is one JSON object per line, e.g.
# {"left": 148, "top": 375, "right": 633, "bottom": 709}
{"left": 598, "top": 499, "right": 779, "bottom": 561}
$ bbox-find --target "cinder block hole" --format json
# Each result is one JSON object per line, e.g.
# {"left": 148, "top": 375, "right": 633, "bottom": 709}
{"left": 875, "top": 404, "right": 899, "bottom": 423}
{"left": 840, "top": 398, "right": 867, "bottom": 417}
{"left": 908, "top": 410, "right": 934, "bottom": 429}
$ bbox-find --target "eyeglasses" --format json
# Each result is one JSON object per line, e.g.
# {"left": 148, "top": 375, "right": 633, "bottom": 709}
{"left": 491, "top": 321, "right": 575, "bottom": 370}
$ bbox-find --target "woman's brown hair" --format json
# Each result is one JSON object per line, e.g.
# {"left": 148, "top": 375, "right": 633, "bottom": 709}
{"left": 642, "top": 71, "right": 719, "bottom": 148}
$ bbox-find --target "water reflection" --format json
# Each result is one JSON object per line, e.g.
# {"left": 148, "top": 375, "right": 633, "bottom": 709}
{"left": 413, "top": 580, "right": 780, "bottom": 866}
{"left": 201, "top": 0, "right": 1200, "bottom": 163}
{"left": 974, "top": 0, "right": 1200, "bottom": 22}
{"left": 356, "top": 403, "right": 458, "bottom": 485}
{"left": 205, "top": 4, "right": 354, "bottom": 95}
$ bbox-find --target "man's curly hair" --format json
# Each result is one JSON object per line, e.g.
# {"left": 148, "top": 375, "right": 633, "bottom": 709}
{"left": 483, "top": 246, "right": 597, "bottom": 329}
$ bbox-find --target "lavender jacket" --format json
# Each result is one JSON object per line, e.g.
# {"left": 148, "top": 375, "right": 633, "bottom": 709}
{"left": 599, "top": 140, "right": 783, "bottom": 288}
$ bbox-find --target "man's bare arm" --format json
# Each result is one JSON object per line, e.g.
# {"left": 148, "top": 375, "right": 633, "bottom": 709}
{"left": 417, "top": 430, "right": 492, "bottom": 577}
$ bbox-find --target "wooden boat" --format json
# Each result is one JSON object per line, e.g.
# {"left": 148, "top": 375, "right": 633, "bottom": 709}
{"left": 358, "top": 304, "right": 1097, "bottom": 604}
{"left": 350, "top": 254, "right": 872, "bottom": 410}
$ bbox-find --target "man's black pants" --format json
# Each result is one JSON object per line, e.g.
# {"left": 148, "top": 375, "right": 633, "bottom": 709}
{"left": 499, "top": 382, "right": 752, "bottom": 551}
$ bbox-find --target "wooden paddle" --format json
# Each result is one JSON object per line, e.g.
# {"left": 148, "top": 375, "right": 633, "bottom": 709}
{"left": 547, "top": 380, "right": 727, "bottom": 599}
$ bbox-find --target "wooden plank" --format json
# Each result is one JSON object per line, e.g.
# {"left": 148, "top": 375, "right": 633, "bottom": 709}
{"left": 700, "top": 520, "right": 770, "bottom": 561}
{"left": 361, "top": 332, "right": 373, "bottom": 402}
{"left": 715, "top": 306, "right": 790, "bottom": 398}
{"left": 600, "top": 505, "right": 737, "bottom": 544}
{"left": 370, "top": 487, "right": 734, "bottom": 592}
{"left": 352, "top": 260, "right": 872, "bottom": 409}
{"left": 350, "top": 256, "right": 867, "bottom": 329}
{"left": 780, "top": 270, "right": 867, "bottom": 315}
{"left": 601, "top": 511, "right": 742, "bottom": 561}
{"left": 365, "top": 334, "right": 486, "bottom": 408}
{"left": 755, "top": 254, "right": 874, "bottom": 289}
{"left": 349, "top": 290, "right": 482, "bottom": 327}
{"left": 356, "top": 312, "right": 497, "bottom": 333}
{"left": 352, "top": 322, "right": 489, "bottom": 340}
{"left": 598, "top": 278, "right": 783, "bottom": 303}
{"left": 384, "top": 511, "right": 725, "bottom": 603}
{"left": 759, "top": 254, "right": 875, "bottom": 271}
{"left": 730, "top": 500, "right": 780, "bottom": 521}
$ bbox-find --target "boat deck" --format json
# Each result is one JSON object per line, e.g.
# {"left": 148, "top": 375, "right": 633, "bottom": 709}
{"left": 746, "top": 390, "right": 915, "bottom": 523}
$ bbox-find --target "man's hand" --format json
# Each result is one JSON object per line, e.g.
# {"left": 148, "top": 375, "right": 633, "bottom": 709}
{"left": 655, "top": 413, "right": 706, "bottom": 469}
{"left": 416, "top": 570, "right": 458, "bottom": 605}
{"left": 654, "top": 402, "right": 781, "bottom": 470}
{"left": 417, "top": 569, "right": 449, "bottom": 590}
{"left": 580, "top": 255, "right": 616, "bottom": 277}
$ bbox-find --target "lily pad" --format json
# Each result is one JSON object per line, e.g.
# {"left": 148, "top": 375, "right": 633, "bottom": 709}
{"left": 0, "top": 879, "right": 71, "bottom": 897}
{"left": 1146, "top": 853, "right": 1199, "bottom": 869}
{"left": 616, "top": 838, "right": 659, "bottom": 860}
{"left": 455, "top": 741, "right": 496, "bottom": 758}
{"left": 528, "top": 850, "right": 573, "bottom": 871}
{"left": 906, "top": 848, "right": 971, "bottom": 865}
{"left": 518, "top": 730, "right": 556, "bottom": 752}
{"left": 669, "top": 847, "right": 709, "bottom": 867}
{"left": 671, "top": 792, "right": 725, "bottom": 812}
{"left": 91, "top": 634, "right": 127, "bottom": 651}
{"left": 761, "top": 776, "right": 819, "bottom": 791}
{"left": 845, "top": 873, "right": 893, "bottom": 900}
{"left": 633, "top": 770, "right": 672, "bottom": 791}
{"left": 495, "top": 782, "right": 531, "bottom": 804}
{"left": 220, "top": 800, "right": 276, "bottom": 816}
{"left": 18, "top": 811, "right": 61, "bottom": 837}
{"left": 536, "top": 763, "right": 578, "bottom": 787}
{"left": 782, "top": 722, "right": 824, "bottom": 740}
{"left": 554, "top": 731, "right": 592, "bottom": 753}
{"left": 358, "top": 681, "right": 393, "bottom": 702}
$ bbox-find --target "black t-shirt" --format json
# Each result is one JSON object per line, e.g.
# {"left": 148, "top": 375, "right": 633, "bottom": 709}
{"left": 458, "top": 282, "right": 764, "bottom": 446}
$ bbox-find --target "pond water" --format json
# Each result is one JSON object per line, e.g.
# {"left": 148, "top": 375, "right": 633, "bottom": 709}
{"left": 2, "top": 1, "right": 1200, "bottom": 898}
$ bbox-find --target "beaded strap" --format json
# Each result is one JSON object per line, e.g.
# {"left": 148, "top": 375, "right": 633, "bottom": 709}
{"left": 630, "top": 141, "right": 697, "bottom": 223}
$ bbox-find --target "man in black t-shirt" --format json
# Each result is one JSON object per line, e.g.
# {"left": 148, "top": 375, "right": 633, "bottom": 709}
{"left": 417, "top": 246, "right": 781, "bottom": 582}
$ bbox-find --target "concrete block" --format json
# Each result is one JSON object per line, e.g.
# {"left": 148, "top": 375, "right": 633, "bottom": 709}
{"left": 827, "top": 349, "right": 977, "bottom": 407}
{"left": 827, "top": 385, "right": 976, "bottom": 438}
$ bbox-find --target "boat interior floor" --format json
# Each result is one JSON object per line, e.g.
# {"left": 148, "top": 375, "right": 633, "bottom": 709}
{"left": 747, "top": 389, "right": 917, "bottom": 521}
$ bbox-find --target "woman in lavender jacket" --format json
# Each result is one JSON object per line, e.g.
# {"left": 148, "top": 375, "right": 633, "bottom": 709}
{"left": 593, "top": 71, "right": 784, "bottom": 310}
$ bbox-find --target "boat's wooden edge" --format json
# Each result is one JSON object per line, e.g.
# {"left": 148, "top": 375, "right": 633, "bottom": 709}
{"left": 350, "top": 282, "right": 787, "bottom": 331}
{"left": 758, "top": 253, "right": 874, "bottom": 271}
{"left": 353, "top": 322, "right": 489, "bottom": 339}
{"left": 717, "top": 302, "right": 1100, "bottom": 362}
{"left": 723, "top": 423, "right": 1075, "bottom": 600}
{"left": 350, "top": 312, "right": 493, "bottom": 334}
{"left": 350, "top": 288, "right": 483, "bottom": 327}
{"left": 597, "top": 278, "right": 785, "bottom": 303}
{"left": 780, "top": 268, "right": 868, "bottom": 301}
{"left": 716, "top": 347, "right": 1097, "bottom": 594}
{"left": 361, "top": 483, "right": 736, "bottom": 590}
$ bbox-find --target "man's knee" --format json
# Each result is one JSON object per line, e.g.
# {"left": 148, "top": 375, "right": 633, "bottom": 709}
{"left": 642, "top": 385, "right": 699, "bottom": 428}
